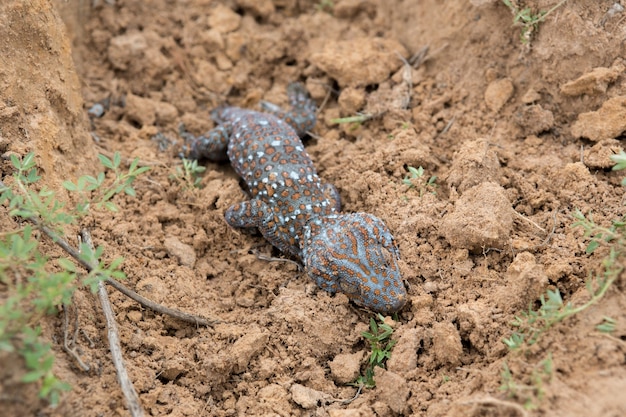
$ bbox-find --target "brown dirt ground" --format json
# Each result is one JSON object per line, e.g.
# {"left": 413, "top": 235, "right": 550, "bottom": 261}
{"left": 2, "top": 0, "right": 626, "bottom": 416}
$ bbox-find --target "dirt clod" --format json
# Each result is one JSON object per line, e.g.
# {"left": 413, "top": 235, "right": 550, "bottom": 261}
{"left": 571, "top": 95, "right": 626, "bottom": 141}
{"left": 329, "top": 351, "right": 364, "bottom": 384}
{"left": 310, "top": 38, "right": 408, "bottom": 87}
{"left": 484, "top": 78, "right": 514, "bottom": 112}
{"left": 374, "top": 367, "right": 410, "bottom": 414}
{"left": 441, "top": 182, "right": 513, "bottom": 251}
{"left": 432, "top": 321, "right": 463, "bottom": 366}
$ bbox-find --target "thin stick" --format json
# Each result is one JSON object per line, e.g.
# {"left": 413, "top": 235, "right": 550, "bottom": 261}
{"left": 512, "top": 210, "right": 546, "bottom": 233}
{"left": 82, "top": 230, "right": 145, "bottom": 417}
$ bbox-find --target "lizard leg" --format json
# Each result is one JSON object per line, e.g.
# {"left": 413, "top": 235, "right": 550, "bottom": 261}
{"left": 226, "top": 199, "right": 299, "bottom": 257}
{"left": 260, "top": 82, "right": 316, "bottom": 137}
{"left": 180, "top": 122, "right": 232, "bottom": 161}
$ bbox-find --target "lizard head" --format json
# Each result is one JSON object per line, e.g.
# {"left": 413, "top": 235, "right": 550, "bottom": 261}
{"left": 302, "top": 213, "right": 407, "bottom": 314}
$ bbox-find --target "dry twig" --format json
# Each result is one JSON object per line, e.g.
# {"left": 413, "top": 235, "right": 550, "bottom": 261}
{"left": 81, "top": 230, "right": 145, "bottom": 417}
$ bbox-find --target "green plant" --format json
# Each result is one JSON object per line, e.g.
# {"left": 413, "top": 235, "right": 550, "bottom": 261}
{"left": 503, "top": 153, "right": 626, "bottom": 351}
{"left": 501, "top": 0, "right": 568, "bottom": 44}
{"left": 0, "top": 152, "right": 148, "bottom": 406}
{"left": 402, "top": 166, "right": 437, "bottom": 197}
{"left": 315, "top": 0, "right": 334, "bottom": 13}
{"left": 170, "top": 158, "right": 206, "bottom": 190}
{"left": 352, "top": 314, "right": 398, "bottom": 388}
{"left": 330, "top": 114, "right": 373, "bottom": 130}
{"left": 610, "top": 149, "right": 626, "bottom": 185}
{"left": 500, "top": 353, "right": 553, "bottom": 410}
{"left": 503, "top": 261, "right": 618, "bottom": 350}
{"left": 63, "top": 153, "right": 150, "bottom": 213}
{"left": 596, "top": 316, "right": 616, "bottom": 334}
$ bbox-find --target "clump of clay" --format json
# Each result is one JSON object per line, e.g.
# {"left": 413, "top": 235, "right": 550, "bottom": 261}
{"left": 484, "top": 78, "right": 514, "bottom": 112}
{"left": 310, "top": 38, "right": 407, "bottom": 87}
{"left": 571, "top": 96, "right": 626, "bottom": 141}
{"left": 441, "top": 182, "right": 513, "bottom": 251}
{"left": 446, "top": 139, "right": 501, "bottom": 193}
{"left": 560, "top": 66, "right": 622, "bottom": 96}
{"left": 514, "top": 104, "right": 555, "bottom": 135}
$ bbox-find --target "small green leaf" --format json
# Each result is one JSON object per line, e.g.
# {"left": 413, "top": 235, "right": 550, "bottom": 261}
{"left": 103, "top": 201, "right": 118, "bottom": 212}
{"left": 586, "top": 240, "right": 600, "bottom": 254}
{"left": 98, "top": 154, "right": 114, "bottom": 170}
{"left": 113, "top": 152, "right": 122, "bottom": 169}
{"left": 57, "top": 258, "right": 77, "bottom": 273}
{"left": 63, "top": 181, "right": 77, "bottom": 191}
{"left": 10, "top": 153, "right": 21, "bottom": 169}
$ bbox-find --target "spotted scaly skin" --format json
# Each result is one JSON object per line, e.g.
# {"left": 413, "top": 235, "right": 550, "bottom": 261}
{"left": 182, "top": 83, "right": 407, "bottom": 313}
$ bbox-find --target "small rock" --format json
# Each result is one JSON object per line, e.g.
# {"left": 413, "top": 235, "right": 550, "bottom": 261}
{"left": 310, "top": 38, "right": 408, "bottom": 87}
{"left": 571, "top": 96, "right": 626, "bottom": 141}
{"left": 329, "top": 408, "right": 376, "bottom": 417}
{"left": 484, "top": 78, "right": 514, "bottom": 112}
{"left": 521, "top": 88, "right": 542, "bottom": 104}
{"left": 164, "top": 236, "right": 196, "bottom": 268}
{"left": 200, "top": 29, "right": 224, "bottom": 51}
{"left": 328, "top": 351, "right": 364, "bottom": 384}
{"left": 159, "top": 358, "right": 187, "bottom": 381}
{"left": 126, "top": 310, "right": 143, "bottom": 323}
{"left": 207, "top": 4, "right": 241, "bottom": 33}
{"left": 470, "top": 0, "right": 499, "bottom": 5}
{"left": 88, "top": 103, "right": 105, "bottom": 118}
{"left": 560, "top": 66, "right": 621, "bottom": 96}
{"left": 374, "top": 368, "right": 409, "bottom": 414}
{"left": 432, "top": 321, "right": 463, "bottom": 366}
{"left": 441, "top": 182, "right": 513, "bottom": 251}
{"left": 456, "top": 300, "right": 491, "bottom": 354}
{"left": 153, "top": 100, "right": 178, "bottom": 124}
{"left": 514, "top": 104, "right": 554, "bottom": 135}
{"left": 290, "top": 384, "right": 326, "bottom": 409}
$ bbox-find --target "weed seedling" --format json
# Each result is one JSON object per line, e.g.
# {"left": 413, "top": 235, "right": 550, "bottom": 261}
{"left": 171, "top": 158, "right": 206, "bottom": 190}
{"left": 500, "top": 353, "right": 553, "bottom": 410}
{"left": 0, "top": 151, "right": 148, "bottom": 405}
{"left": 503, "top": 151, "right": 626, "bottom": 351}
{"left": 402, "top": 165, "right": 437, "bottom": 197}
{"left": 501, "top": 0, "right": 568, "bottom": 44}
{"left": 596, "top": 316, "right": 616, "bottom": 334}
{"left": 352, "top": 314, "right": 398, "bottom": 388}
{"left": 316, "top": 0, "right": 334, "bottom": 13}
{"left": 331, "top": 113, "right": 374, "bottom": 130}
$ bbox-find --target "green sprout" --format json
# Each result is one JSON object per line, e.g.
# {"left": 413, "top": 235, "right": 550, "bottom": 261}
{"left": 352, "top": 314, "right": 398, "bottom": 388}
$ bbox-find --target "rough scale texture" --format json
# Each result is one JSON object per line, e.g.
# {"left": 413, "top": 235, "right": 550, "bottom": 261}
{"left": 183, "top": 83, "right": 407, "bottom": 313}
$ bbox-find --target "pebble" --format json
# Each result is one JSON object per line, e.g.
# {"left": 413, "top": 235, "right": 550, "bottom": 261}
{"left": 289, "top": 384, "right": 326, "bottom": 409}
{"left": 163, "top": 236, "right": 196, "bottom": 268}
{"left": 484, "top": 78, "right": 514, "bottom": 112}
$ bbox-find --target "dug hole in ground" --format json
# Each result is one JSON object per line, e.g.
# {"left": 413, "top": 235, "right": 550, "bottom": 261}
{"left": 0, "top": 0, "right": 625, "bottom": 416}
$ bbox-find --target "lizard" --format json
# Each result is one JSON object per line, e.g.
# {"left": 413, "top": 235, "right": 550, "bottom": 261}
{"left": 181, "top": 82, "right": 407, "bottom": 314}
